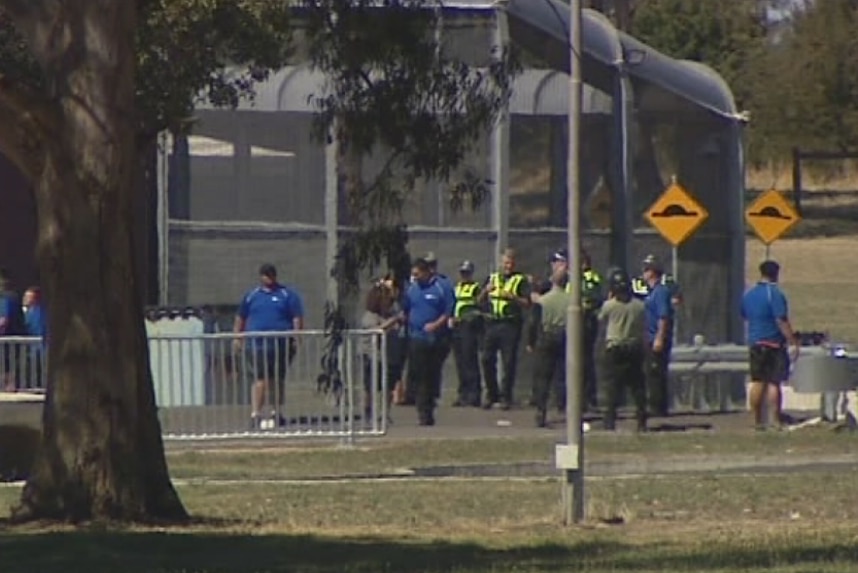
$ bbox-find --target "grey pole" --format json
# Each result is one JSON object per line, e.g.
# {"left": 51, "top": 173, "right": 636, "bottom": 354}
{"left": 558, "top": 0, "right": 585, "bottom": 525}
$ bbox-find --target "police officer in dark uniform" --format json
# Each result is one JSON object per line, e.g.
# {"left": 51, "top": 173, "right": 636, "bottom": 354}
{"left": 424, "top": 252, "right": 455, "bottom": 400}
{"left": 632, "top": 254, "right": 682, "bottom": 308}
{"left": 598, "top": 268, "right": 647, "bottom": 431}
{"left": 579, "top": 250, "right": 604, "bottom": 411}
{"left": 480, "top": 248, "right": 530, "bottom": 410}
{"left": 451, "top": 260, "right": 483, "bottom": 407}
{"left": 642, "top": 257, "right": 675, "bottom": 417}
{"left": 527, "top": 266, "right": 569, "bottom": 427}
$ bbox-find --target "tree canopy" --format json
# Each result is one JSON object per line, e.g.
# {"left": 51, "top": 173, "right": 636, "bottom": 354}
{"left": 592, "top": 0, "right": 858, "bottom": 166}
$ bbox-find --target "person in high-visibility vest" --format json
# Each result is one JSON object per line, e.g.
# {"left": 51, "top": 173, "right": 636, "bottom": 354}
{"left": 450, "top": 260, "right": 483, "bottom": 408}
{"left": 479, "top": 248, "right": 530, "bottom": 410}
{"left": 632, "top": 254, "right": 682, "bottom": 308}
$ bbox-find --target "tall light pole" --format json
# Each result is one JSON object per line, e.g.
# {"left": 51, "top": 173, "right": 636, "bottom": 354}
{"left": 557, "top": 0, "right": 585, "bottom": 525}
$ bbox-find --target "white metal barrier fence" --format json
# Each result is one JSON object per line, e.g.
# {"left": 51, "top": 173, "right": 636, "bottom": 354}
{"left": 0, "top": 329, "right": 389, "bottom": 443}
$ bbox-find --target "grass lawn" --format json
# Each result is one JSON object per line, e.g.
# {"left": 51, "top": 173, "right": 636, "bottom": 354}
{"left": 162, "top": 430, "right": 858, "bottom": 480}
{"left": 2, "top": 469, "right": 858, "bottom": 572}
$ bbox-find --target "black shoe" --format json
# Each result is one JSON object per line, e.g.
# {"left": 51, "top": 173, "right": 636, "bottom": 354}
{"left": 419, "top": 416, "right": 435, "bottom": 427}
{"left": 482, "top": 400, "right": 498, "bottom": 410}
{"left": 452, "top": 399, "right": 466, "bottom": 407}
{"left": 535, "top": 410, "right": 547, "bottom": 428}
{"left": 499, "top": 399, "right": 511, "bottom": 411}
{"left": 276, "top": 413, "right": 288, "bottom": 427}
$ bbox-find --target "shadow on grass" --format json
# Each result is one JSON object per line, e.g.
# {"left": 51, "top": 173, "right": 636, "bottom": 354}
{"left": 1, "top": 523, "right": 857, "bottom": 573}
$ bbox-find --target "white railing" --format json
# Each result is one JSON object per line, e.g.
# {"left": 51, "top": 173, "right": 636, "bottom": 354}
{"left": 0, "top": 329, "right": 389, "bottom": 444}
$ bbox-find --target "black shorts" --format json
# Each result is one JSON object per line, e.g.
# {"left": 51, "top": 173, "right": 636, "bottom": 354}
{"left": 250, "top": 338, "right": 296, "bottom": 383}
{"left": 749, "top": 344, "right": 788, "bottom": 384}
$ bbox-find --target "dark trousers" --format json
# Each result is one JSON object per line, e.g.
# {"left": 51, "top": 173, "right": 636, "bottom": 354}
{"left": 407, "top": 338, "right": 442, "bottom": 423}
{"left": 532, "top": 331, "right": 565, "bottom": 415}
{"left": 603, "top": 344, "right": 647, "bottom": 429}
{"left": 433, "top": 330, "right": 452, "bottom": 399}
{"left": 582, "top": 314, "right": 599, "bottom": 409}
{"left": 481, "top": 320, "right": 521, "bottom": 404}
{"left": 645, "top": 343, "right": 672, "bottom": 417}
{"left": 453, "top": 319, "right": 482, "bottom": 405}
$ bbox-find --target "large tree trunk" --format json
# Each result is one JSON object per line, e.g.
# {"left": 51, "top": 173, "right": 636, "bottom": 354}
{"left": 8, "top": 1, "right": 187, "bottom": 523}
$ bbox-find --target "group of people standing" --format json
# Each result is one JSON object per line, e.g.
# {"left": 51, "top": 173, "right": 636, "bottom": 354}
{"left": 356, "top": 248, "right": 682, "bottom": 430}
{"left": 0, "top": 269, "right": 46, "bottom": 392}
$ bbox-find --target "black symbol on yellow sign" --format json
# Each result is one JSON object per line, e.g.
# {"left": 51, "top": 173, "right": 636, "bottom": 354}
{"left": 745, "top": 189, "right": 801, "bottom": 245}
{"left": 650, "top": 204, "right": 701, "bottom": 218}
{"left": 645, "top": 182, "right": 709, "bottom": 247}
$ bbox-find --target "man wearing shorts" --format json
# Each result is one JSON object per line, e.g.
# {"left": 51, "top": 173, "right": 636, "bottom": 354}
{"left": 234, "top": 264, "right": 304, "bottom": 430}
{"left": 741, "top": 260, "right": 799, "bottom": 431}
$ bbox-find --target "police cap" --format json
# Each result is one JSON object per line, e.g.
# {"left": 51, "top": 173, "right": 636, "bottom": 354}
{"left": 549, "top": 248, "right": 568, "bottom": 263}
{"left": 609, "top": 268, "right": 630, "bottom": 291}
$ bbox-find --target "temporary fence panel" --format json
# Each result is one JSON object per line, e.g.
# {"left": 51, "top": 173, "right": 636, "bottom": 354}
{"left": 148, "top": 329, "right": 387, "bottom": 442}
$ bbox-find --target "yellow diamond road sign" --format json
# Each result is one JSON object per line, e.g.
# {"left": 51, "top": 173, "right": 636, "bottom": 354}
{"left": 745, "top": 189, "right": 801, "bottom": 245}
{"left": 645, "top": 182, "right": 709, "bottom": 247}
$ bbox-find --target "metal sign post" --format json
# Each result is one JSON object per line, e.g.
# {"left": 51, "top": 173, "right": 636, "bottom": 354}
{"left": 644, "top": 177, "right": 709, "bottom": 344}
{"left": 556, "top": 0, "right": 585, "bottom": 527}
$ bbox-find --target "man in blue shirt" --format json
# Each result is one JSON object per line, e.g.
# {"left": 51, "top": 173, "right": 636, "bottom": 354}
{"left": 0, "top": 270, "right": 25, "bottom": 392}
{"left": 22, "top": 286, "right": 46, "bottom": 390}
{"left": 424, "top": 252, "right": 456, "bottom": 402}
{"left": 234, "top": 263, "right": 305, "bottom": 430}
{"left": 643, "top": 258, "right": 674, "bottom": 418}
{"left": 402, "top": 257, "right": 454, "bottom": 426}
{"left": 741, "top": 260, "right": 799, "bottom": 430}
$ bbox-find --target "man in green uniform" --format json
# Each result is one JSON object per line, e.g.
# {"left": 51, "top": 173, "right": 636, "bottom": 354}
{"left": 598, "top": 268, "right": 648, "bottom": 432}
{"left": 451, "top": 260, "right": 483, "bottom": 408}
{"left": 531, "top": 248, "right": 602, "bottom": 412}
{"left": 527, "top": 266, "right": 570, "bottom": 428}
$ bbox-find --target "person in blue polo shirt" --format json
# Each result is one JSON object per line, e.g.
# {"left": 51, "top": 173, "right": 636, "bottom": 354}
{"left": 0, "top": 270, "right": 25, "bottom": 392}
{"left": 402, "top": 257, "right": 454, "bottom": 426}
{"left": 234, "top": 263, "right": 305, "bottom": 430}
{"left": 741, "top": 260, "right": 799, "bottom": 430}
{"left": 643, "top": 258, "right": 674, "bottom": 418}
{"left": 424, "top": 252, "right": 455, "bottom": 401}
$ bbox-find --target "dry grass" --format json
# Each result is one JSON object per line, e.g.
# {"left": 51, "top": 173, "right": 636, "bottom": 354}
{"left": 2, "top": 469, "right": 858, "bottom": 572}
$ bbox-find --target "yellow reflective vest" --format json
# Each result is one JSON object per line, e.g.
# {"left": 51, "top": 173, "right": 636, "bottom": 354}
{"left": 488, "top": 272, "right": 525, "bottom": 319}
{"left": 454, "top": 281, "right": 480, "bottom": 318}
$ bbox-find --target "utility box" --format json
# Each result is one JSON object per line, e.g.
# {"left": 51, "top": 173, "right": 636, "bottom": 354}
{"left": 145, "top": 307, "right": 206, "bottom": 408}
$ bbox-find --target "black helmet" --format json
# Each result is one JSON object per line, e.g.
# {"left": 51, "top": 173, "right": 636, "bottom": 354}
{"left": 608, "top": 268, "right": 631, "bottom": 294}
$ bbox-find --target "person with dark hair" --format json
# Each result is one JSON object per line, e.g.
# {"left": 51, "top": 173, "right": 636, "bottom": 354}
{"left": 642, "top": 257, "right": 674, "bottom": 417}
{"left": 599, "top": 268, "right": 647, "bottom": 431}
{"left": 402, "top": 258, "right": 454, "bottom": 426}
{"left": 632, "top": 254, "right": 682, "bottom": 308}
{"left": 0, "top": 270, "right": 25, "bottom": 392}
{"left": 741, "top": 260, "right": 799, "bottom": 431}
{"left": 234, "top": 263, "right": 305, "bottom": 430}
{"left": 22, "top": 286, "right": 46, "bottom": 389}
{"left": 450, "top": 260, "right": 483, "bottom": 408}
{"left": 359, "top": 279, "right": 402, "bottom": 423}
{"left": 423, "top": 252, "right": 455, "bottom": 401}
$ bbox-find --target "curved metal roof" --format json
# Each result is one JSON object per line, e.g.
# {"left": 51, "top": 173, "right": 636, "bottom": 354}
{"left": 198, "top": 66, "right": 614, "bottom": 116}
{"left": 504, "top": 0, "right": 738, "bottom": 119}
{"left": 196, "top": 0, "right": 738, "bottom": 120}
